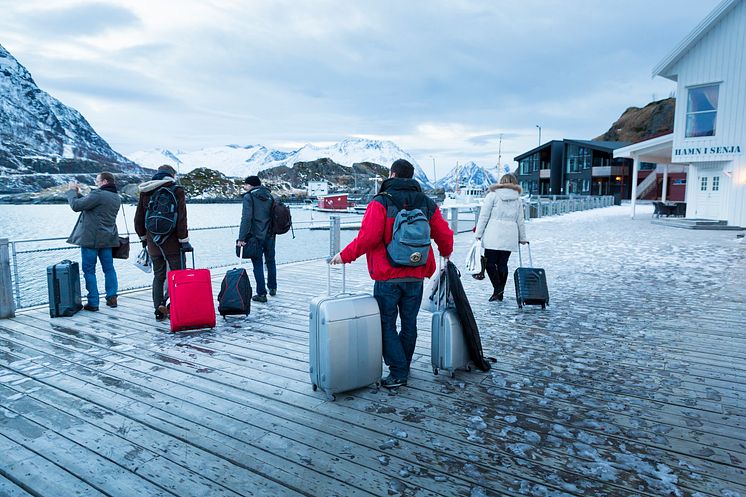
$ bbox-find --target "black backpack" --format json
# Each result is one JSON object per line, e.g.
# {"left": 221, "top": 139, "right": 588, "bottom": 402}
{"left": 145, "top": 185, "right": 179, "bottom": 245}
{"left": 271, "top": 198, "right": 293, "bottom": 237}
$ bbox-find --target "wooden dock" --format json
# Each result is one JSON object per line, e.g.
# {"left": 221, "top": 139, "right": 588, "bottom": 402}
{"left": 1, "top": 211, "right": 745, "bottom": 497}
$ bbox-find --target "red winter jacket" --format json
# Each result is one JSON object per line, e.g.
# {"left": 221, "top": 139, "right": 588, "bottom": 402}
{"left": 340, "top": 178, "right": 453, "bottom": 280}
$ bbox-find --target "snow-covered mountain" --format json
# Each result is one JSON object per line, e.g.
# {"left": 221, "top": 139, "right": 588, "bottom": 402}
{"left": 129, "top": 137, "right": 432, "bottom": 188}
{"left": 435, "top": 161, "right": 499, "bottom": 191}
{"left": 0, "top": 43, "right": 146, "bottom": 193}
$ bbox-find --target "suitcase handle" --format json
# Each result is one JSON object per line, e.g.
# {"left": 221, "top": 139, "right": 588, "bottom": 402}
{"left": 436, "top": 257, "right": 448, "bottom": 311}
{"left": 517, "top": 241, "right": 533, "bottom": 268}
{"left": 180, "top": 247, "right": 196, "bottom": 269}
{"left": 325, "top": 257, "right": 346, "bottom": 295}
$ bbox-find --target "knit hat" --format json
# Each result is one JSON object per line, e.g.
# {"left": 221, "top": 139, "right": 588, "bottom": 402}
{"left": 244, "top": 175, "right": 261, "bottom": 186}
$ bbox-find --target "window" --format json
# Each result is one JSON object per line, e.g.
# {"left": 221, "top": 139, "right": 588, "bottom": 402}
{"left": 700, "top": 176, "right": 708, "bottom": 191}
{"left": 582, "top": 179, "right": 590, "bottom": 192}
{"left": 686, "top": 84, "right": 719, "bottom": 137}
{"left": 566, "top": 144, "right": 592, "bottom": 173}
{"left": 712, "top": 176, "right": 720, "bottom": 191}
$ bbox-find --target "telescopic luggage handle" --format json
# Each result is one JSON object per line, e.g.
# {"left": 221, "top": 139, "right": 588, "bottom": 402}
{"left": 436, "top": 256, "right": 448, "bottom": 311}
{"left": 326, "top": 257, "right": 346, "bottom": 296}
{"left": 516, "top": 241, "right": 533, "bottom": 268}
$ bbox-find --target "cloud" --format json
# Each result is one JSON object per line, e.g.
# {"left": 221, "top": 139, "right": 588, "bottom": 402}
{"left": 19, "top": 2, "right": 140, "bottom": 37}
{"left": 0, "top": 0, "right": 725, "bottom": 174}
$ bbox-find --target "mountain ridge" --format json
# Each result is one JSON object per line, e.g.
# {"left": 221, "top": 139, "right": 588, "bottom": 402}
{"left": 0, "top": 43, "right": 149, "bottom": 194}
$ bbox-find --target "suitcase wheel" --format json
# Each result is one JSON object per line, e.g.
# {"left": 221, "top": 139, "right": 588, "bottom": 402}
{"left": 432, "top": 367, "right": 439, "bottom": 376}
{"left": 450, "top": 371, "right": 456, "bottom": 379}
{"left": 541, "top": 303, "right": 546, "bottom": 310}
{"left": 466, "top": 365, "right": 472, "bottom": 372}
{"left": 312, "top": 384, "right": 317, "bottom": 392}
{"left": 326, "top": 393, "right": 336, "bottom": 402}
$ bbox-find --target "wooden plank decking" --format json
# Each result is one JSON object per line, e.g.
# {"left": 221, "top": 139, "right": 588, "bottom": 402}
{"left": 1, "top": 210, "right": 745, "bottom": 497}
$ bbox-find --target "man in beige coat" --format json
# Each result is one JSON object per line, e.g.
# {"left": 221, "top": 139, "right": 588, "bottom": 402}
{"left": 474, "top": 173, "right": 528, "bottom": 301}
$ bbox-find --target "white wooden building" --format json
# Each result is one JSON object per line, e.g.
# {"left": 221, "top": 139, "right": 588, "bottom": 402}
{"left": 615, "top": 0, "right": 746, "bottom": 227}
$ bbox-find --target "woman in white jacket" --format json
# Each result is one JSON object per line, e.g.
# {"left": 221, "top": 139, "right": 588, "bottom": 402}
{"left": 474, "top": 173, "right": 528, "bottom": 301}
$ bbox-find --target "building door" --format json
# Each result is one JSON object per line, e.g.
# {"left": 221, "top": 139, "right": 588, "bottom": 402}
{"left": 695, "top": 169, "right": 723, "bottom": 219}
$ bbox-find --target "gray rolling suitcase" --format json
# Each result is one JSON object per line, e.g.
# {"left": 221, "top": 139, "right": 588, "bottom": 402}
{"left": 431, "top": 261, "right": 470, "bottom": 377}
{"left": 309, "top": 263, "right": 382, "bottom": 401}
{"left": 47, "top": 260, "right": 83, "bottom": 318}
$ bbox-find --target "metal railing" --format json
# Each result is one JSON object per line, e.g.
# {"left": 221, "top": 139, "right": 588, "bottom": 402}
{"left": 523, "top": 195, "right": 615, "bottom": 220}
{"left": 3, "top": 216, "right": 361, "bottom": 310}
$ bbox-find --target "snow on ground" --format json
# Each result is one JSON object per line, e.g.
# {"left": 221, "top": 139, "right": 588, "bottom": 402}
{"left": 428, "top": 204, "right": 746, "bottom": 496}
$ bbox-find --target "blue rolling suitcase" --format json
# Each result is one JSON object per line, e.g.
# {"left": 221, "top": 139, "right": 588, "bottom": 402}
{"left": 47, "top": 260, "right": 83, "bottom": 317}
{"left": 514, "top": 243, "right": 549, "bottom": 309}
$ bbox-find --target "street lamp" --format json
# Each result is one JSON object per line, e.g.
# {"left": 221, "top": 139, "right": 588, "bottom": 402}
{"left": 536, "top": 125, "right": 542, "bottom": 146}
{"left": 431, "top": 157, "right": 437, "bottom": 184}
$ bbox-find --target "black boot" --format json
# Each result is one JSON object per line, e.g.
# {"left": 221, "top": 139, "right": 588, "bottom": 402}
{"left": 496, "top": 272, "right": 509, "bottom": 301}
{"left": 485, "top": 264, "right": 502, "bottom": 301}
{"left": 472, "top": 256, "right": 487, "bottom": 280}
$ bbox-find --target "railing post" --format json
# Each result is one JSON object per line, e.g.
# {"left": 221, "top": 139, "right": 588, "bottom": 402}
{"left": 329, "top": 215, "right": 341, "bottom": 257}
{"left": 1, "top": 239, "right": 16, "bottom": 318}
{"left": 449, "top": 207, "right": 459, "bottom": 233}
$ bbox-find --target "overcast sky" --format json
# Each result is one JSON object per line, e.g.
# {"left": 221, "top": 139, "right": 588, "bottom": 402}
{"left": 0, "top": 0, "right": 722, "bottom": 178}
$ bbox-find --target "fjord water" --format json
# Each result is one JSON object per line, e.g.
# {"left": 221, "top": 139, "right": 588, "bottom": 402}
{"left": 1, "top": 204, "right": 360, "bottom": 307}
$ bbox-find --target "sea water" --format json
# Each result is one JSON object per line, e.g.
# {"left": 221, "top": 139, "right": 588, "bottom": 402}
{"left": 0, "top": 204, "right": 361, "bottom": 308}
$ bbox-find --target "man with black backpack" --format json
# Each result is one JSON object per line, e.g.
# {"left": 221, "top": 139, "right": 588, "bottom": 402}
{"left": 330, "top": 159, "right": 453, "bottom": 388}
{"left": 135, "top": 165, "right": 190, "bottom": 321}
{"left": 237, "top": 176, "right": 278, "bottom": 303}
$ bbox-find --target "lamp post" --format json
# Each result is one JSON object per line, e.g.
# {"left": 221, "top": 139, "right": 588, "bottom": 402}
{"left": 431, "top": 157, "right": 437, "bottom": 184}
{"left": 536, "top": 125, "right": 542, "bottom": 146}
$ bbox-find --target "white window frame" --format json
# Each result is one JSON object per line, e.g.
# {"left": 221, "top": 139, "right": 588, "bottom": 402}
{"left": 685, "top": 83, "right": 719, "bottom": 138}
{"left": 700, "top": 176, "right": 708, "bottom": 191}
{"left": 712, "top": 176, "right": 720, "bottom": 192}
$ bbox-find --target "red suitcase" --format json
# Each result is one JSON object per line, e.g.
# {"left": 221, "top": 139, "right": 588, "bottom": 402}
{"left": 168, "top": 249, "right": 216, "bottom": 332}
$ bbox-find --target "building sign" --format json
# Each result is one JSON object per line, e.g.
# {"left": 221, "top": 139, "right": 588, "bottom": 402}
{"left": 674, "top": 145, "right": 742, "bottom": 157}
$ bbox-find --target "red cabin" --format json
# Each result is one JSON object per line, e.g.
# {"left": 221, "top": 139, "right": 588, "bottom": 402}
{"left": 317, "top": 194, "right": 349, "bottom": 211}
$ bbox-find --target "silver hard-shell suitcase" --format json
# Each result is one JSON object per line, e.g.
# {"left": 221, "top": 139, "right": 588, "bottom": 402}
{"left": 430, "top": 261, "right": 470, "bottom": 377}
{"left": 309, "top": 263, "right": 382, "bottom": 400}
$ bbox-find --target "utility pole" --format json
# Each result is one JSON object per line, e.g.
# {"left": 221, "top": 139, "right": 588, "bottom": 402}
{"left": 431, "top": 157, "right": 437, "bottom": 185}
{"left": 497, "top": 133, "right": 503, "bottom": 167}
{"left": 536, "top": 125, "right": 542, "bottom": 146}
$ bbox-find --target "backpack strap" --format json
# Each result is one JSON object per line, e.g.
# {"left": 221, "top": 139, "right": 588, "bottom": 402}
{"left": 377, "top": 191, "right": 403, "bottom": 211}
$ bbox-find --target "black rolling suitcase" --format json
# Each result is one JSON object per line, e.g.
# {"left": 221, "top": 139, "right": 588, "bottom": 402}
{"left": 217, "top": 268, "right": 252, "bottom": 317}
{"left": 514, "top": 243, "right": 549, "bottom": 309}
{"left": 47, "top": 260, "right": 83, "bottom": 317}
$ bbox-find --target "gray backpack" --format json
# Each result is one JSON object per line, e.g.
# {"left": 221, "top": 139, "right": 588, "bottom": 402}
{"left": 381, "top": 192, "right": 431, "bottom": 267}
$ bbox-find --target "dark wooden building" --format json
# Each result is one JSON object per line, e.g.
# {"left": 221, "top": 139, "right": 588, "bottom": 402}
{"left": 515, "top": 140, "right": 634, "bottom": 199}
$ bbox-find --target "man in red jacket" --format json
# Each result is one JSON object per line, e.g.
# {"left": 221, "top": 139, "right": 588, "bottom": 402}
{"left": 331, "top": 159, "right": 453, "bottom": 388}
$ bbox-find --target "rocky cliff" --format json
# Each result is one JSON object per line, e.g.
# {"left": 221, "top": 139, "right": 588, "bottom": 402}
{"left": 595, "top": 98, "right": 675, "bottom": 143}
{"left": 0, "top": 43, "right": 150, "bottom": 197}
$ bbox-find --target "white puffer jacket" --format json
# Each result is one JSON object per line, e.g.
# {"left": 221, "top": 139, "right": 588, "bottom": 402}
{"left": 475, "top": 184, "right": 527, "bottom": 252}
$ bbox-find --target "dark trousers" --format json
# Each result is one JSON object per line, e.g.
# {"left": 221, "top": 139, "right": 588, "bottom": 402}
{"left": 484, "top": 249, "right": 511, "bottom": 273}
{"left": 373, "top": 280, "right": 424, "bottom": 380}
{"left": 151, "top": 251, "right": 183, "bottom": 309}
{"left": 250, "top": 236, "right": 277, "bottom": 296}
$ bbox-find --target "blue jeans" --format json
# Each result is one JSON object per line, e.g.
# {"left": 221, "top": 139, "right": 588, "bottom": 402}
{"left": 373, "top": 280, "right": 424, "bottom": 380}
{"left": 250, "top": 236, "right": 277, "bottom": 296}
{"left": 81, "top": 247, "right": 117, "bottom": 307}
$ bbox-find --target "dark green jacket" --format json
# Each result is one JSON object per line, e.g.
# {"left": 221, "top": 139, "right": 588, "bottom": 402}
{"left": 66, "top": 189, "right": 121, "bottom": 248}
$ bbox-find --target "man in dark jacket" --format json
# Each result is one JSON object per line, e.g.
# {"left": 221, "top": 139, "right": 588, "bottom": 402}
{"left": 331, "top": 159, "right": 453, "bottom": 388}
{"left": 237, "top": 175, "right": 276, "bottom": 303}
{"left": 66, "top": 171, "right": 122, "bottom": 311}
{"left": 134, "top": 165, "right": 190, "bottom": 321}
